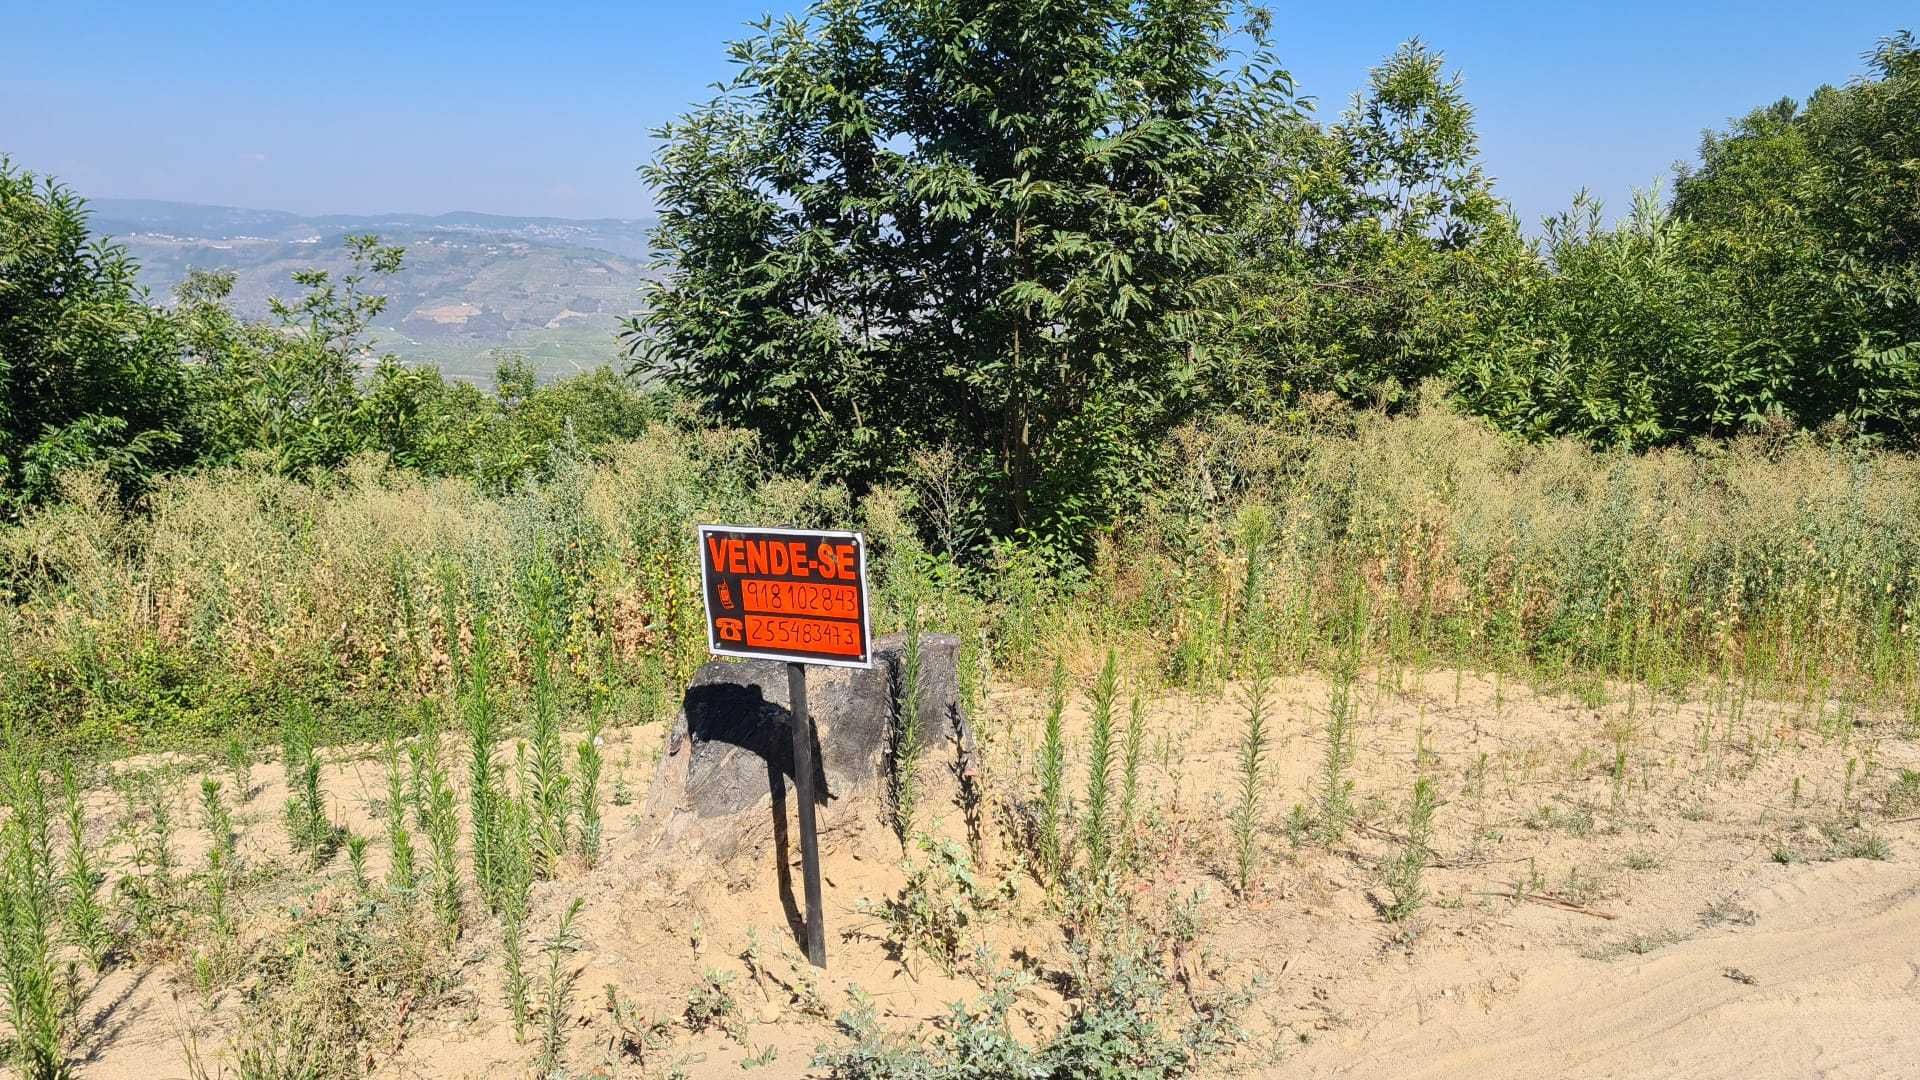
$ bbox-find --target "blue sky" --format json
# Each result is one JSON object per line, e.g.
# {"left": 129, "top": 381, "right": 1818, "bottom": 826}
{"left": 2, "top": 2, "right": 1911, "bottom": 227}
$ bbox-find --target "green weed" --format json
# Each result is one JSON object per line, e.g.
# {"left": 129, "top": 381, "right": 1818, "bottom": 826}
{"left": 1035, "top": 657, "right": 1069, "bottom": 886}
{"left": 1382, "top": 776, "right": 1438, "bottom": 921}
{"left": 1317, "top": 675, "right": 1357, "bottom": 847}
{"left": 1083, "top": 650, "right": 1119, "bottom": 878}
{"left": 382, "top": 727, "right": 417, "bottom": 894}
{"left": 1228, "top": 674, "right": 1272, "bottom": 896}
{"left": 1, "top": 748, "right": 71, "bottom": 1079}
{"left": 56, "top": 760, "right": 108, "bottom": 967}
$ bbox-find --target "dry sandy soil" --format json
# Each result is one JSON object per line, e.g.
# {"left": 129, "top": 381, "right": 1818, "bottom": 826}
{"left": 64, "top": 666, "right": 1920, "bottom": 1079}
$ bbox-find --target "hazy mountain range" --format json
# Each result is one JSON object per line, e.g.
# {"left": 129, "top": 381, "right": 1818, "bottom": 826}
{"left": 92, "top": 199, "right": 653, "bottom": 383}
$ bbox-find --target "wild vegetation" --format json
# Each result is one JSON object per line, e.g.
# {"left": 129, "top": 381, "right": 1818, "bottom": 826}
{"left": 637, "top": 9, "right": 1920, "bottom": 556}
{"left": 1, "top": 2, "right": 1917, "bottom": 1078}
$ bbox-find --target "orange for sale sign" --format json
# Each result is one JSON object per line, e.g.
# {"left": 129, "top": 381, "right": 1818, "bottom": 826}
{"left": 697, "top": 525, "right": 872, "bottom": 668}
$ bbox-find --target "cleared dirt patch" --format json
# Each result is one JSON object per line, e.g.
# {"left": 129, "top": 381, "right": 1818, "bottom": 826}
{"left": 65, "top": 666, "right": 1920, "bottom": 1078}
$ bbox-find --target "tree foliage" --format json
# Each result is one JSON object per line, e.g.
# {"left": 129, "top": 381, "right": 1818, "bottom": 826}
{"left": 5, "top": 20, "right": 1919, "bottom": 551}
{"left": 1670, "top": 31, "right": 1920, "bottom": 442}
{"left": 1, "top": 171, "right": 658, "bottom": 513}
{"left": 0, "top": 161, "right": 196, "bottom": 512}
{"left": 1458, "top": 32, "right": 1920, "bottom": 447}
{"left": 1216, "top": 40, "right": 1530, "bottom": 413}
{"left": 178, "top": 243, "right": 657, "bottom": 490}
{"left": 632, "top": 0, "right": 1297, "bottom": 558}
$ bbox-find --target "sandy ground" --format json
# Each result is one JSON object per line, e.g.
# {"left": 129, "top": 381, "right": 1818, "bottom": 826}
{"left": 62, "top": 665, "right": 1920, "bottom": 1079}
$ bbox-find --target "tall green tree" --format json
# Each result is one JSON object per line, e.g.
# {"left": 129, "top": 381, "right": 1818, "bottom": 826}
{"left": 1669, "top": 30, "right": 1920, "bottom": 443}
{"left": 1215, "top": 40, "right": 1530, "bottom": 414}
{"left": 0, "top": 160, "right": 195, "bottom": 512}
{"left": 1458, "top": 30, "right": 1920, "bottom": 449}
{"left": 631, "top": 0, "right": 1296, "bottom": 557}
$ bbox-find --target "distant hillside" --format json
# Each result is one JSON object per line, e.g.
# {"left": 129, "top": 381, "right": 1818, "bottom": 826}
{"left": 91, "top": 199, "right": 653, "bottom": 383}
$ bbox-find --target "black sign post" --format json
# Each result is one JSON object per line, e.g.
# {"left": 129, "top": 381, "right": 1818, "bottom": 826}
{"left": 786, "top": 661, "right": 827, "bottom": 968}
{"left": 698, "top": 525, "right": 870, "bottom": 969}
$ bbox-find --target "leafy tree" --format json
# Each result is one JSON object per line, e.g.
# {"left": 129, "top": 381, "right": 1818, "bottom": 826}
{"left": 1216, "top": 40, "right": 1530, "bottom": 414}
{"left": 0, "top": 160, "right": 196, "bottom": 512}
{"left": 184, "top": 235, "right": 407, "bottom": 474}
{"left": 1669, "top": 30, "right": 1920, "bottom": 443}
{"left": 1459, "top": 30, "right": 1919, "bottom": 449}
{"left": 181, "top": 236, "right": 658, "bottom": 488}
{"left": 631, "top": 0, "right": 1296, "bottom": 558}
{"left": 1451, "top": 188, "right": 1752, "bottom": 446}
{"left": 374, "top": 359, "right": 658, "bottom": 491}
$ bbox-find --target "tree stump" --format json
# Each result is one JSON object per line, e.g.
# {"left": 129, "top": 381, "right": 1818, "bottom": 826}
{"left": 643, "top": 633, "right": 976, "bottom": 867}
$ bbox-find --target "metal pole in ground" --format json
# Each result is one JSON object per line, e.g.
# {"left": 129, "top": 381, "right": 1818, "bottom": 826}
{"left": 788, "top": 661, "right": 827, "bottom": 968}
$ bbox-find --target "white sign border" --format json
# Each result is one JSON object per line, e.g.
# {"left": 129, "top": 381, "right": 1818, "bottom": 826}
{"left": 696, "top": 523, "right": 875, "bottom": 670}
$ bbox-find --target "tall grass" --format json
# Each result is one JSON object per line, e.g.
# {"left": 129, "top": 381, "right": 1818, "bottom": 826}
{"left": 2, "top": 398, "right": 1918, "bottom": 757}
{"left": 1121, "top": 400, "right": 1920, "bottom": 701}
